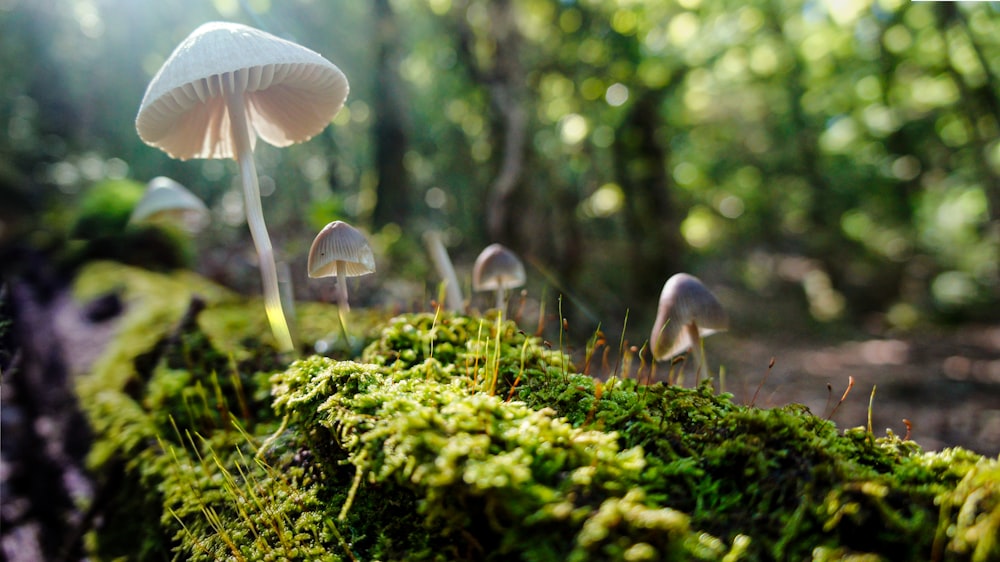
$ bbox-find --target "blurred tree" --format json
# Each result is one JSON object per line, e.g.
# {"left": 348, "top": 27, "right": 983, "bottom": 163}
{"left": 372, "top": 0, "right": 413, "bottom": 229}
{"left": 449, "top": 0, "right": 531, "bottom": 245}
{"left": 615, "top": 88, "right": 686, "bottom": 307}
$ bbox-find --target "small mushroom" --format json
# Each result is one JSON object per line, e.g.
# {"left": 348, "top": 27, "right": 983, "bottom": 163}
{"left": 136, "top": 21, "right": 349, "bottom": 352}
{"left": 129, "top": 176, "right": 210, "bottom": 234}
{"left": 649, "top": 273, "right": 729, "bottom": 382}
{"left": 472, "top": 243, "right": 525, "bottom": 313}
{"left": 308, "top": 221, "right": 375, "bottom": 313}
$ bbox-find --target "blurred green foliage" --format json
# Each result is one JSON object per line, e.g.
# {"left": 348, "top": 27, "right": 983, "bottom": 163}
{"left": 70, "top": 178, "right": 144, "bottom": 240}
{"left": 0, "top": 0, "right": 997, "bottom": 334}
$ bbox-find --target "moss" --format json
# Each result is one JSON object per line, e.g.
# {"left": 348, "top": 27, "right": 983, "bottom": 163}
{"left": 74, "top": 263, "right": 1000, "bottom": 561}
{"left": 72, "top": 262, "right": 295, "bottom": 559}
{"left": 271, "top": 356, "right": 733, "bottom": 561}
{"left": 70, "top": 179, "right": 146, "bottom": 240}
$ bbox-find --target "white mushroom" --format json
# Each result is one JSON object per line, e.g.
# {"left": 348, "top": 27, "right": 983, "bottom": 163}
{"left": 129, "top": 176, "right": 210, "bottom": 234}
{"left": 472, "top": 243, "right": 525, "bottom": 313}
{"left": 136, "top": 21, "right": 349, "bottom": 352}
{"left": 649, "top": 273, "right": 729, "bottom": 381}
{"left": 308, "top": 221, "right": 375, "bottom": 313}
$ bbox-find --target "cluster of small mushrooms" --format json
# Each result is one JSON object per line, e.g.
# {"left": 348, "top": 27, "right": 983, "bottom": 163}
{"left": 134, "top": 21, "right": 728, "bottom": 375}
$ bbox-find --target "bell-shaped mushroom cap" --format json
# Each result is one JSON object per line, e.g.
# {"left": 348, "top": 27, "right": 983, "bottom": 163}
{"left": 650, "top": 273, "right": 729, "bottom": 360}
{"left": 307, "top": 221, "right": 375, "bottom": 278}
{"left": 129, "top": 176, "right": 210, "bottom": 233}
{"left": 472, "top": 243, "right": 526, "bottom": 291}
{"left": 136, "top": 21, "right": 349, "bottom": 160}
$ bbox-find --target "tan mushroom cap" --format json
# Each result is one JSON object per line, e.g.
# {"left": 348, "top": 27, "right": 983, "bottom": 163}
{"left": 136, "top": 21, "right": 349, "bottom": 160}
{"left": 130, "top": 176, "right": 210, "bottom": 232}
{"left": 650, "top": 273, "right": 729, "bottom": 360}
{"left": 472, "top": 243, "right": 526, "bottom": 291}
{"left": 308, "top": 221, "right": 375, "bottom": 278}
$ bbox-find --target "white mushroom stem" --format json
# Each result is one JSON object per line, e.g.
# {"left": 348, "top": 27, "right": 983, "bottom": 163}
{"left": 423, "top": 231, "right": 463, "bottom": 312}
{"left": 686, "top": 322, "right": 705, "bottom": 384}
{"left": 495, "top": 287, "right": 506, "bottom": 315}
{"left": 225, "top": 91, "right": 295, "bottom": 352}
{"left": 277, "top": 260, "right": 298, "bottom": 346}
{"left": 336, "top": 260, "right": 350, "bottom": 313}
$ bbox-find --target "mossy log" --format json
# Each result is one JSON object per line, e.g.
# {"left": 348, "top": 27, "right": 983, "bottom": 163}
{"left": 73, "top": 262, "right": 999, "bottom": 561}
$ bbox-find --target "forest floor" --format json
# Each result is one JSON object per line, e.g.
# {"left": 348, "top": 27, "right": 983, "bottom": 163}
{"left": 710, "top": 323, "right": 1000, "bottom": 456}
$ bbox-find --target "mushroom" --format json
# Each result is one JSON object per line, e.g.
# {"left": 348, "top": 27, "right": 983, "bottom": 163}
{"left": 135, "top": 21, "right": 349, "bottom": 352}
{"left": 423, "top": 230, "right": 463, "bottom": 312}
{"left": 649, "top": 273, "right": 729, "bottom": 382}
{"left": 129, "top": 176, "right": 210, "bottom": 234}
{"left": 472, "top": 243, "right": 525, "bottom": 313}
{"left": 307, "top": 220, "right": 375, "bottom": 313}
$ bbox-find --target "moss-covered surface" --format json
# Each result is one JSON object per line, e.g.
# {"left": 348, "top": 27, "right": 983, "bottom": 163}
{"left": 74, "top": 262, "right": 999, "bottom": 561}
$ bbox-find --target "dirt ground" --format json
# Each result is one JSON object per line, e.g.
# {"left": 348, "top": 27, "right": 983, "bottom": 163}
{"left": 710, "top": 324, "right": 1000, "bottom": 457}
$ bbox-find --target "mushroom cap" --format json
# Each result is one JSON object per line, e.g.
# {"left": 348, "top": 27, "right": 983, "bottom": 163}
{"left": 129, "top": 176, "right": 210, "bottom": 233}
{"left": 136, "top": 21, "right": 349, "bottom": 160}
{"left": 307, "top": 220, "right": 375, "bottom": 278}
{"left": 472, "top": 243, "right": 525, "bottom": 291}
{"left": 650, "top": 273, "right": 729, "bottom": 360}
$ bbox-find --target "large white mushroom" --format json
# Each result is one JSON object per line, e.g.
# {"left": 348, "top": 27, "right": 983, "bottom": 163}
{"left": 136, "top": 21, "right": 349, "bottom": 352}
{"left": 650, "top": 273, "right": 729, "bottom": 382}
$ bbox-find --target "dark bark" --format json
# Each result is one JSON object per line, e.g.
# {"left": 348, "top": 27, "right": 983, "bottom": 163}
{"left": 1, "top": 273, "right": 95, "bottom": 562}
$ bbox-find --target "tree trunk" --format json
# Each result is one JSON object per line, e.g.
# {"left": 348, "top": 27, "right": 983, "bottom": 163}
{"left": 481, "top": 0, "right": 527, "bottom": 244}
{"left": 371, "top": 0, "right": 411, "bottom": 228}
{"left": 614, "top": 90, "right": 685, "bottom": 307}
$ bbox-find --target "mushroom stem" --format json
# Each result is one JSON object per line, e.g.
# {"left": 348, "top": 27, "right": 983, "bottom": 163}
{"left": 423, "top": 230, "right": 463, "bottom": 312}
{"left": 277, "top": 260, "right": 298, "bottom": 347}
{"left": 336, "top": 260, "right": 350, "bottom": 313}
{"left": 686, "top": 322, "right": 705, "bottom": 385}
{"left": 495, "top": 288, "right": 505, "bottom": 317}
{"left": 225, "top": 91, "right": 294, "bottom": 352}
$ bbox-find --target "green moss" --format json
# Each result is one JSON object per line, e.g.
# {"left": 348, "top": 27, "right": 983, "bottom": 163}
{"left": 70, "top": 179, "right": 146, "bottom": 240}
{"left": 271, "top": 356, "right": 734, "bottom": 561}
{"left": 74, "top": 263, "right": 999, "bottom": 561}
